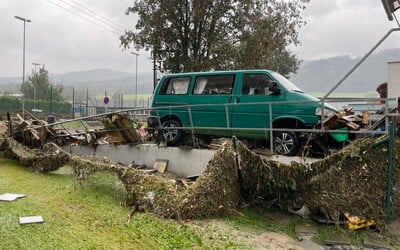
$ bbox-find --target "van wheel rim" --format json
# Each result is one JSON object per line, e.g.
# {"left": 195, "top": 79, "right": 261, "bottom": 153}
{"left": 163, "top": 123, "right": 178, "bottom": 141}
{"left": 275, "top": 132, "right": 294, "bottom": 154}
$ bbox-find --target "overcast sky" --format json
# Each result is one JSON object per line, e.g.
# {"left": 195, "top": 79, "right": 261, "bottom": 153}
{"left": 1, "top": 0, "right": 399, "bottom": 78}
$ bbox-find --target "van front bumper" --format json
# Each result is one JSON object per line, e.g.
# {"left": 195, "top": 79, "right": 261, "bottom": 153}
{"left": 147, "top": 116, "right": 160, "bottom": 128}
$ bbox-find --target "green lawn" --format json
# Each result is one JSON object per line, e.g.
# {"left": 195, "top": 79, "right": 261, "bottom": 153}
{"left": 0, "top": 159, "right": 240, "bottom": 249}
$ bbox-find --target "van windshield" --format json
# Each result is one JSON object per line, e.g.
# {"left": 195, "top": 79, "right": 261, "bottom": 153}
{"left": 271, "top": 72, "right": 303, "bottom": 93}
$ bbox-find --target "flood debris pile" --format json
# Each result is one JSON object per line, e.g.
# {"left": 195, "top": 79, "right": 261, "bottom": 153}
{"left": 238, "top": 136, "right": 400, "bottom": 227}
{"left": 0, "top": 135, "right": 399, "bottom": 226}
{"left": 0, "top": 137, "right": 70, "bottom": 172}
{"left": 322, "top": 108, "right": 371, "bottom": 131}
{"left": 99, "top": 113, "right": 141, "bottom": 144}
{"left": 75, "top": 140, "right": 241, "bottom": 220}
{"left": 0, "top": 137, "right": 241, "bottom": 219}
{"left": 301, "top": 138, "right": 400, "bottom": 227}
{"left": 6, "top": 112, "right": 142, "bottom": 148}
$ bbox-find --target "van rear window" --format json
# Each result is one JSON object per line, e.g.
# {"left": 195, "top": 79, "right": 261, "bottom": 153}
{"left": 159, "top": 77, "right": 191, "bottom": 95}
{"left": 193, "top": 75, "right": 234, "bottom": 95}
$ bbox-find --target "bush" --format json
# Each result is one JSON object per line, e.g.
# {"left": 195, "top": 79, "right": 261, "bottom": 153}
{"left": 0, "top": 96, "right": 72, "bottom": 116}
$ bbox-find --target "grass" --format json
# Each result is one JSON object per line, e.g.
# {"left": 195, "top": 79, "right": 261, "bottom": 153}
{"left": 0, "top": 159, "right": 236, "bottom": 249}
{"left": 225, "top": 206, "right": 280, "bottom": 233}
{"left": 2, "top": 158, "right": 396, "bottom": 249}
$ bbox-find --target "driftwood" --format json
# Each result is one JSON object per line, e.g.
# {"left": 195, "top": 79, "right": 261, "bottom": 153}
{"left": 7, "top": 111, "right": 141, "bottom": 147}
{"left": 101, "top": 113, "right": 140, "bottom": 144}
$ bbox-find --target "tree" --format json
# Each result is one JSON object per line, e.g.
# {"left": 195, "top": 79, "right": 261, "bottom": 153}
{"left": 120, "top": 0, "right": 309, "bottom": 76}
{"left": 20, "top": 67, "right": 63, "bottom": 101}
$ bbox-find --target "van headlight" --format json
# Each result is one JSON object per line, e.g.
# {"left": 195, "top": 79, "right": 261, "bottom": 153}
{"left": 315, "top": 107, "right": 336, "bottom": 117}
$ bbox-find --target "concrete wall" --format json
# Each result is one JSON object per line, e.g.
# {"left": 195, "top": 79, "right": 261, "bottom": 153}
{"left": 63, "top": 144, "right": 215, "bottom": 177}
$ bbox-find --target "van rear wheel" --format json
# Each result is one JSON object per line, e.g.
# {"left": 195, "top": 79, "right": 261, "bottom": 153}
{"left": 273, "top": 131, "right": 299, "bottom": 156}
{"left": 161, "top": 119, "right": 183, "bottom": 146}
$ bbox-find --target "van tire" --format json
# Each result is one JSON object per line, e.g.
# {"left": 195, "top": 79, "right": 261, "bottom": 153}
{"left": 273, "top": 131, "right": 299, "bottom": 156}
{"left": 161, "top": 119, "right": 183, "bottom": 146}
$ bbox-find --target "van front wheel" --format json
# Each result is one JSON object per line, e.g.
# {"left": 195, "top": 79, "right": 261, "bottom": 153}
{"left": 273, "top": 131, "right": 299, "bottom": 156}
{"left": 161, "top": 119, "right": 183, "bottom": 146}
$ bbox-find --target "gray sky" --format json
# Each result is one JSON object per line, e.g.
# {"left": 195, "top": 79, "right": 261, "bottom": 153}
{"left": 1, "top": 0, "right": 399, "bottom": 77}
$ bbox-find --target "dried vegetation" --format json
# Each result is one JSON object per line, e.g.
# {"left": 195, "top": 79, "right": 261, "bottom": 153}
{"left": 0, "top": 133, "right": 399, "bottom": 228}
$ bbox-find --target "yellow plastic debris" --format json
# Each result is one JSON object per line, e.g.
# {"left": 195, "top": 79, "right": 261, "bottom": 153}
{"left": 344, "top": 212, "right": 375, "bottom": 230}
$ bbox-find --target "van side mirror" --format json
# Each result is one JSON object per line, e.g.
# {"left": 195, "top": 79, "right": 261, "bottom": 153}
{"left": 269, "top": 82, "right": 281, "bottom": 94}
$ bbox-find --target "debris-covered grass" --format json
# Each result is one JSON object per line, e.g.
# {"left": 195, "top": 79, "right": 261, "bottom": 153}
{"left": 0, "top": 159, "right": 241, "bottom": 249}
{"left": 238, "top": 136, "right": 400, "bottom": 229}
{"left": 1, "top": 134, "right": 400, "bottom": 230}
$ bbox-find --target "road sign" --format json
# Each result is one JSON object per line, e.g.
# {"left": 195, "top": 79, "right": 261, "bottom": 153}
{"left": 104, "top": 96, "right": 109, "bottom": 105}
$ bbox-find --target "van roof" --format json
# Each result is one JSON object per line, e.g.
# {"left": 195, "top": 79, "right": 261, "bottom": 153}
{"left": 161, "top": 69, "right": 274, "bottom": 77}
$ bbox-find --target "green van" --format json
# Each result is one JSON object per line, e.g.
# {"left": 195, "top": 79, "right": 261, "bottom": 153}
{"left": 147, "top": 70, "right": 337, "bottom": 155}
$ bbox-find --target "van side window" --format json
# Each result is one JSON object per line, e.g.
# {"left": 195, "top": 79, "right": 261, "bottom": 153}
{"left": 242, "top": 74, "right": 272, "bottom": 95}
{"left": 193, "top": 75, "right": 235, "bottom": 95}
{"left": 159, "top": 77, "right": 190, "bottom": 95}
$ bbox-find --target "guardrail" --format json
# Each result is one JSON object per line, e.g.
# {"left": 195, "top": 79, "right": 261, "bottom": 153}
{"left": 31, "top": 96, "right": 398, "bottom": 153}
{"left": 147, "top": 97, "right": 398, "bottom": 152}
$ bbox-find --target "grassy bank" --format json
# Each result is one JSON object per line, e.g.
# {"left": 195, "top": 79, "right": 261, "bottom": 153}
{"left": 0, "top": 159, "right": 240, "bottom": 249}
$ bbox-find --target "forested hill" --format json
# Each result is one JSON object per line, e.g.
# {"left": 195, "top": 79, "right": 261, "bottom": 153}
{"left": 290, "top": 48, "right": 400, "bottom": 94}
{"left": 1, "top": 49, "right": 399, "bottom": 96}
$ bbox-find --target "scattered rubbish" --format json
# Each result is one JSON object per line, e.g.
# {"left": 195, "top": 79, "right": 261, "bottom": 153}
{"left": 7, "top": 111, "right": 142, "bottom": 148}
{"left": 309, "top": 214, "right": 345, "bottom": 225}
{"left": 153, "top": 159, "right": 168, "bottom": 173}
{"left": 321, "top": 108, "right": 379, "bottom": 131}
{"left": 186, "top": 175, "right": 199, "bottom": 181}
{"left": 134, "top": 164, "right": 146, "bottom": 169}
{"left": 128, "top": 160, "right": 146, "bottom": 169}
{"left": 19, "top": 216, "right": 44, "bottom": 225}
{"left": 344, "top": 212, "right": 376, "bottom": 230}
{"left": 175, "top": 178, "right": 194, "bottom": 188}
{"left": 288, "top": 205, "right": 311, "bottom": 218}
{"left": 0, "top": 193, "right": 26, "bottom": 202}
{"left": 143, "top": 169, "right": 157, "bottom": 174}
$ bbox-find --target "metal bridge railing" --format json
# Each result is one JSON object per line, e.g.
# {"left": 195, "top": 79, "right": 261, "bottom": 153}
{"left": 146, "top": 97, "right": 398, "bottom": 151}
{"left": 31, "top": 96, "right": 398, "bottom": 153}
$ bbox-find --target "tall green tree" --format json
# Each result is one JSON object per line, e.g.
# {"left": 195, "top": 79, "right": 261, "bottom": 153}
{"left": 120, "top": 0, "right": 309, "bottom": 76}
{"left": 20, "top": 67, "right": 64, "bottom": 101}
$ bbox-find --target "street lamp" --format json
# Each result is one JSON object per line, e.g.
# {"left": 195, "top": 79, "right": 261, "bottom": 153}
{"left": 14, "top": 16, "right": 31, "bottom": 118}
{"left": 131, "top": 52, "right": 139, "bottom": 108}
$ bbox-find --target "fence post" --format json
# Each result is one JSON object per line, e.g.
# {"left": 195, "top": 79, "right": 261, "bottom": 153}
{"left": 386, "top": 121, "right": 394, "bottom": 224}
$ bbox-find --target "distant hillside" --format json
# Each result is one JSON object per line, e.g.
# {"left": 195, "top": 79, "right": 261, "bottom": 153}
{"left": 49, "top": 69, "right": 155, "bottom": 95}
{"left": 0, "top": 69, "right": 154, "bottom": 96}
{"left": 1, "top": 48, "right": 399, "bottom": 96}
{"left": 50, "top": 68, "right": 133, "bottom": 83}
{"left": 290, "top": 48, "right": 400, "bottom": 94}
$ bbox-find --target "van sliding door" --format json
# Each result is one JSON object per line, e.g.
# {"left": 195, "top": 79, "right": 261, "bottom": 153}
{"left": 189, "top": 74, "right": 235, "bottom": 137}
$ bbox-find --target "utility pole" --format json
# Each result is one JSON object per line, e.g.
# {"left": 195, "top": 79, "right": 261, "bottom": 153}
{"left": 152, "top": 49, "right": 157, "bottom": 90}
{"left": 14, "top": 16, "right": 31, "bottom": 118}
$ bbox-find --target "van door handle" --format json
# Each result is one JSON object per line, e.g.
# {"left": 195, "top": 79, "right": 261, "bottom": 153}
{"left": 232, "top": 96, "right": 240, "bottom": 103}
{"left": 228, "top": 96, "right": 240, "bottom": 103}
